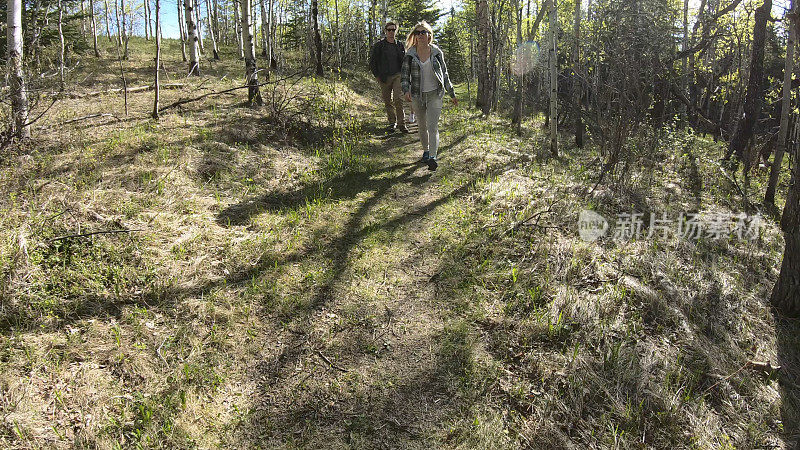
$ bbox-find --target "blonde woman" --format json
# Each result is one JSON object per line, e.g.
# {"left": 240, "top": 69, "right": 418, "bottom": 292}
{"left": 401, "top": 21, "right": 458, "bottom": 171}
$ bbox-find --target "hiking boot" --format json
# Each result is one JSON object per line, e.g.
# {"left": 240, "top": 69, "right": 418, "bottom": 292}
{"left": 420, "top": 151, "right": 430, "bottom": 163}
{"left": 398, "top": 125, "right": 410, "bottom": 134}
{"left": 427, "top": 158, "right": 438, "bottom": 171}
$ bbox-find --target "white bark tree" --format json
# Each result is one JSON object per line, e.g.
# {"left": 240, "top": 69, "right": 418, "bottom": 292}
{"left": 7, "top": 0, "right": 29, "bottom": 138}
{"left": 573, "top": 0, "right": 583, "bottom": 147}
{"left": 194, "top": 0, "right": 204, "bottom": 53}
{"left": 58, "top": 0, "right": 65, "bottom": 90}
{"left": 184, "top": 0, "right": 201, "bottom": 74}
{"left": 548, "top": 0, "right": 558, "bottom": 156}
{"left": 766, "top": 2, "right": 797, "bottom": 205}
{"left": 90, "top": 0, "right": 100, "bottom": 56}
{"left": 205, "top": 0, "right": 219, "bottom": 58}
{"left": 234, "top": 0, "right": 244, "bottom": 58}
{"left": 153, "top": 0, "right": 161, "bottom": 119}
{"left": 240, "top": 0, "right": 262, "bottom": 105}
{"left": 178, "top": 0, "right": 187, "bottom": 61}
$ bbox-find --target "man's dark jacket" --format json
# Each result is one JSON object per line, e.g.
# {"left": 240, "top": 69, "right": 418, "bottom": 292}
{"left": 369, "top": 38, "right": 405, "bottom": 83}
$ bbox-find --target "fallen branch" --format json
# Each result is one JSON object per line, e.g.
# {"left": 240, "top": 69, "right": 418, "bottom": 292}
{"left": 158, "top": 82, "right": 265, "bottom": 113}
{"left": 61, "top": 113, "right": 114, "bottom": 125}
{"left": 315, "top": 350, "right": 348, "bottom": 373}
{"left": 51, "top": 83, "right": 184, "bottom": 99}
{"left": 159, "top": 70, "right": 308, "bottom": 113}
{"left": 48, "top": 228, "right": 143, "bottom": 243}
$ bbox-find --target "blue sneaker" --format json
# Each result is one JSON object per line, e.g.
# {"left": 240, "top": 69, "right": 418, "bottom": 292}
{"left": 420, "top": 151, "right": 430, "bottom": 163}
{"left": 427, "top": 157, "right": 438, "bottom": 171}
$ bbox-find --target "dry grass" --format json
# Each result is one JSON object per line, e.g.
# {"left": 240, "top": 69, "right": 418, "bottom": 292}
{"left": 0, "top": 37, "right": 796, "bottom": 449}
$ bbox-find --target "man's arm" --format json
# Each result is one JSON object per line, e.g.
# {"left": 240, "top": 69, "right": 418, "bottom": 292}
{"left": 369, "top": 41, "right": 381, "bottom": 78}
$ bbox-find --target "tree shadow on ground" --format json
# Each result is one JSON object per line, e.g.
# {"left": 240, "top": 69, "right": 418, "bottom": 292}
{"left": 775, "top": 314, "right": 800, "bottom": 447}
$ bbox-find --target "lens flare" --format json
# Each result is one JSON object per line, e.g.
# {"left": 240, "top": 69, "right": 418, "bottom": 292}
{"left": 511, "top": 41, "right": 541, "bottom": 76}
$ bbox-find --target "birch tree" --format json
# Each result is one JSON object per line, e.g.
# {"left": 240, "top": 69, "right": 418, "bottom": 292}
{"left": 58, "top": 0, "right": 65, "bottom": 90}
{"left": 178, "top": 0, "right": 187, "bottom": 61}
{"left": 90, "top": 0, "right": 100, "bottom": 57}
{"left": 573, "top": 0, "right": 583, "bottom": 147}
{"left": 104, "top": 0, "right": 112, "bottom": 41}
{"left": 205, "top": 0, "right": 220, "bottom": 58}
{"left": 766, "top": 3, "right": 796, "bottom": 205}
{"left": 185, "top": 0, "right": 201, "bottom": 74}
{"left": 194, "top": 0, "right": 204, "bottom": 53}
{"left": 240, "top": 0, "right": 263, "bottom": 105}
{"left": 7, "top": 0, "right": 29, "bottom": 138}
{"left": 153, "top": 0, "right": 162, "bottom": 119}
{"left": 548, "top": 0, "right": 558, "bottom": 156}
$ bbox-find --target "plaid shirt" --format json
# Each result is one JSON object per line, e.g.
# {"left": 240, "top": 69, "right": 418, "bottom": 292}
{"left": 401, "top": 45, "right": 456, "bottom": 99}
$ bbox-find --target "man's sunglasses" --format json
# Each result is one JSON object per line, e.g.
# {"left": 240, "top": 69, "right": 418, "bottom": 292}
{"left": 413, "top": 30, "right": 430, "bottom": 36}
{"left": 386, "top": 27, "right": 396, "bottom": 32}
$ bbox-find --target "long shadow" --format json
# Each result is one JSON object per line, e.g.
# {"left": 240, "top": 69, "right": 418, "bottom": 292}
{"left": 238, "top": 152, "right": 524, "bottom": 445}
{"left": 775, "top": 314, "right": 800, "bottom": 447}
{"left": 217, "top": 162, "right": 417, "bottom": 227}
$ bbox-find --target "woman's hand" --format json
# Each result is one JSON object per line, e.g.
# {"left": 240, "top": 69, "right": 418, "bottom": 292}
{"left": 404, "top": 92, "right": 412, "bottom": 102}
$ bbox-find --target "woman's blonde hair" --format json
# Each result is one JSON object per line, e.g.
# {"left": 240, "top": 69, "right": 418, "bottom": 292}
{"left": 405, "top": 21, "right": 435, "bottom": 49}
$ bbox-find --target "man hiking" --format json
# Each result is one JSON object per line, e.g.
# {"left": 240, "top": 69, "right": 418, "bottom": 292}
{"left": 369, "top": 21, "right": 409, "bottom": 134}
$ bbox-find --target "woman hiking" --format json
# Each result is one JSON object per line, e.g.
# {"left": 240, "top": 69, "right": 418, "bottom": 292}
{"left": 401, "top": 21, "right": 458, "bottom": 171}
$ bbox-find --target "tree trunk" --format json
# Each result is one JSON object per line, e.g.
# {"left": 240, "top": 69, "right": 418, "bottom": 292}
{"left": 178, "top": 0, "right": 187, "bottom": 61}
{"left": 153, "top": 0, "right": 161, "bottom": 119}
{"left": 512, "top": 0, "right": 523, "bottom": 132}
{"left": 548, "top": 0, "right": 558, "bottom": 156}
{"left": 81, "top": 0, "right": 86, "bottom": 37}
{"left": 682, "top": 0, "right": 689, "bottom": 123}
{"left": 114, "top": 0, "right": 122, "bottom": 47}
{"left": 7, "top": 0, "right": 30, "bottom": 139}
{"left": 184, "top": 0, "right": 200, "bottom": 74}
{"left": 205, "top": 0, "right": 219, "bottom": 58}
{"left": 144, "top": 0, "right": 149, "bottom": 39}
{"left": 260, "top": 0, "right": 268, "bottom": 57}
{"left": 104, "top": 0, "right": 112, "bottom": 41}
{"left": 240, "top": 0, "right": 263, "bottom": 105}
{"left": 90, "top": 0, "right": 100, "bottom": 56}
{"left": 766, "top": 3, "right": 797, "bottom": 205}
{"left": 121, "top": 0, "right": 130, "bottom": 59}
{"left": 234, "top": 0, "right": 244, "bottom": 58}
{"left": 573, "top": 0, "right": 583, "bottom": 147}
{"left": 148, "top": 0, "right": 154, "bottom": 38}
{"left": 194, "top": 0, "right": 204, "bottom": 53}
{"left": 476, "top": 0, "right": 490, "bottom": 114}
{"left": 773, "top": 113, "right": 800, "bottom": 316}
{"left": 726, "top": 0, "right": 771, "bottom": 165}
{"left": 334, "top": 0, "right": 340, "bottom": 68}
{"left": 212, "top": 0, "right": 219, "bottom": 44}
{"left": 267, "top": 0, "right": 275, "bottom": 68}
{"left": 311, "top": 0, "right": 323, "bottom": 75}
{"left": 58, "top": 0, "right": 65, "bottom": 90}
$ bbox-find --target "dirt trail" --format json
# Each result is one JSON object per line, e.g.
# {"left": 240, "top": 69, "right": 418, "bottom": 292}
{"left": 235, "top": 114, "right": 477, "bottom": 447}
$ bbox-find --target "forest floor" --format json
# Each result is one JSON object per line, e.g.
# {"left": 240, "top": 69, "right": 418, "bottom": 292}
{"left": 1, "top": 38, "right": 799, "bottom": 449}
